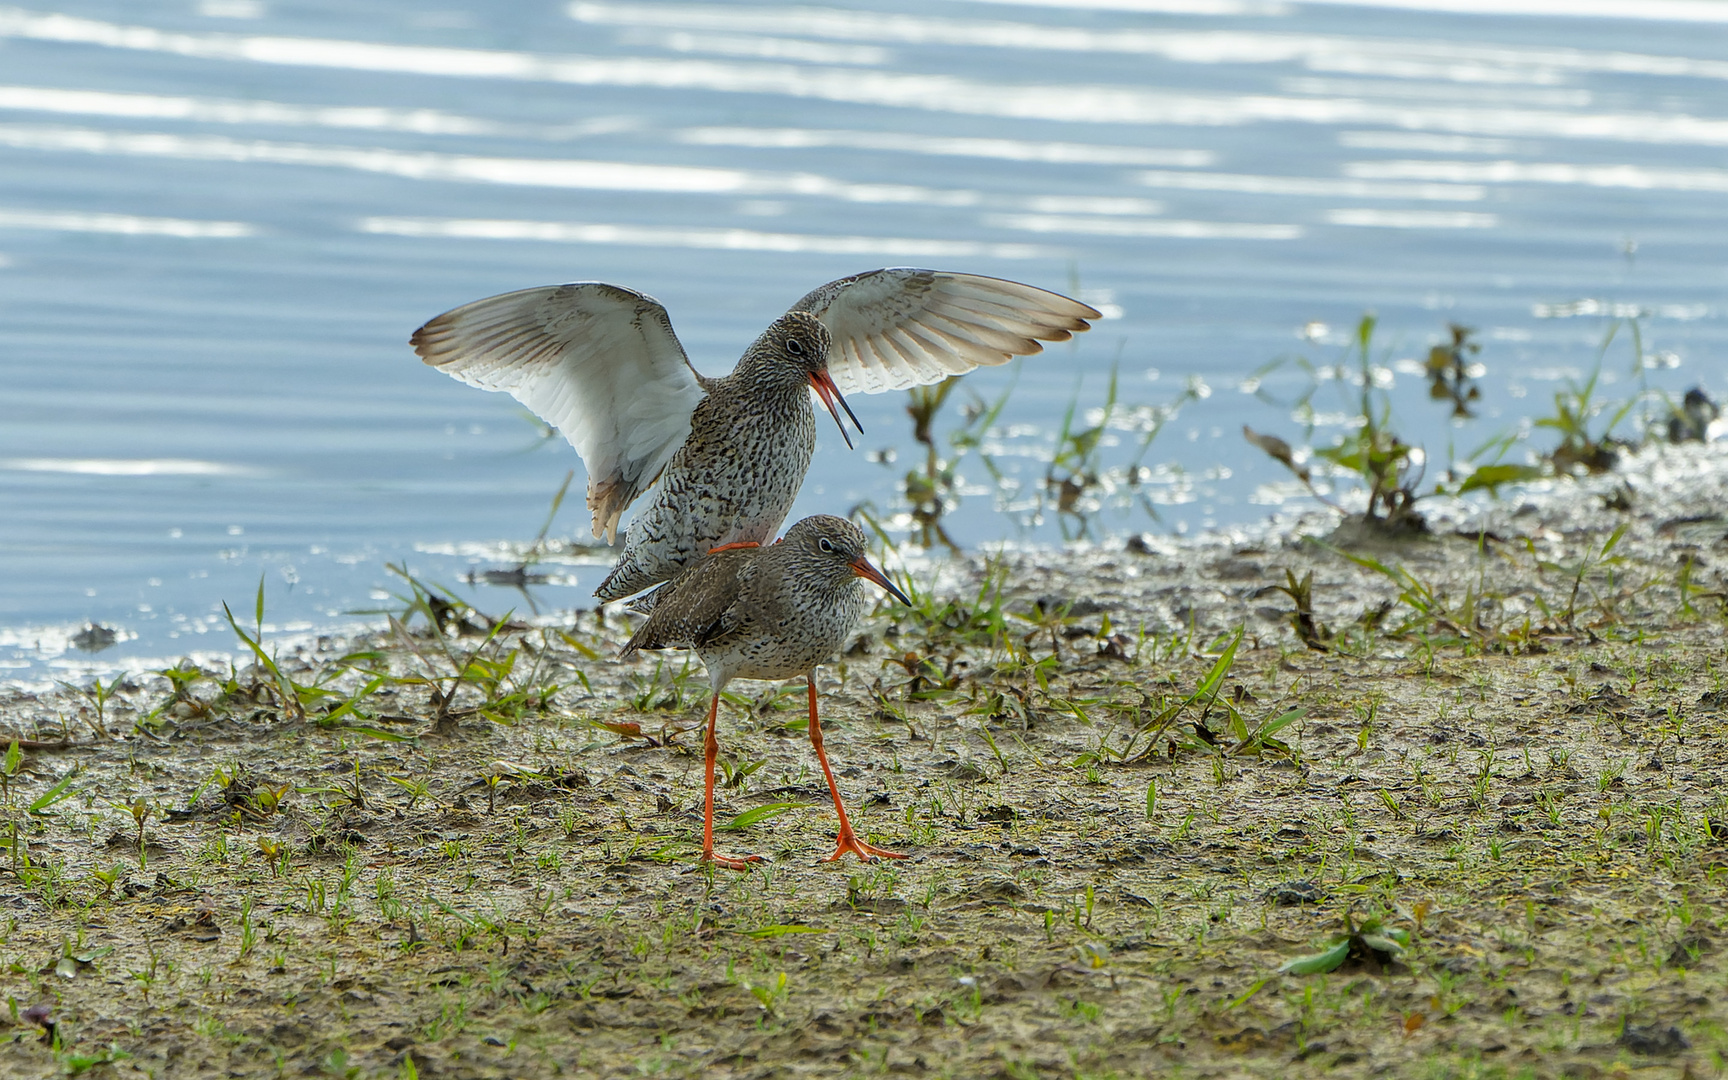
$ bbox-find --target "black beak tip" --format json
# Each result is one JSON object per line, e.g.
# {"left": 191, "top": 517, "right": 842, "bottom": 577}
{"left": 837, "top": 394, "right": 864, "bottom": 436}
{"left": 814, "top": 371, "right": 865, "bottom": 438}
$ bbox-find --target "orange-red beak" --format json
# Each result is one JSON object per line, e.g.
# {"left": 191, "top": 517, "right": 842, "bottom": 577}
{"left": 849, "top": 557, "right": 911, "bottom": 606}
{"left": 809, "top": 370, "right": 863, "bottom": 450}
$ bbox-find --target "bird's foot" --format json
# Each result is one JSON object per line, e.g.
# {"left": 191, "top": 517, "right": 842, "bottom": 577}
{"left": 697, "top": 849, "right": 764, "bottom": 872}
{"left": 822, "top": 828, "right": 907, "bottom": 864}
{"left": 706, "top": 541, "right": 760, "bottom": 553}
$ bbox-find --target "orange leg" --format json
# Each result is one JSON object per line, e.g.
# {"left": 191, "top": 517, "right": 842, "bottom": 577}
{"left": 699, "top": 692, "right": 762, "bottom": 871}
{"left": 707, "top": 541, "right": 760, "bottom": 553}
{"left": 807, "top": 674, "right": 906, "bottom": 863}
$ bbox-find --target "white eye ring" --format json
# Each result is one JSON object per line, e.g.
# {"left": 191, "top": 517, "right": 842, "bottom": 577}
{"left": 786, "top": 338, "right": 805, "bottom": 356}
{"left": 818, "top": 537, "right": 834, "bottom": 553}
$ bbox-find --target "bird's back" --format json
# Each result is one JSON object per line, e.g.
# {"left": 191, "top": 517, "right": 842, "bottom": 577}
{"left": 621, "top": 538, "right": 866, "bottom": 687}
{"left": 620, "top": 548, "right": 755, "bottom": 656}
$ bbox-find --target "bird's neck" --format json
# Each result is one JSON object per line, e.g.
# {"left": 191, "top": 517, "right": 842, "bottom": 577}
{"left": 780, "top": 562, "right": 862, "bottom": 606}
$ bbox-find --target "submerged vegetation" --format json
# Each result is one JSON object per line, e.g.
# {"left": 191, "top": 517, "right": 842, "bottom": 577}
{"left": 1239, "top": 310, "right": 1717, "bottom": 540}
{"left": 864, "top": 304, "right": 1715, "bottom": 554}
{"left": 873, "top": 360, "right": 1205, "bottom": 548}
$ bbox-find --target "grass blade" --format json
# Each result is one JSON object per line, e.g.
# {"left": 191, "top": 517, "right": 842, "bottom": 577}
{"left": 1229, "top": 707, "right": 1306, "bottom": 757}
{"left": 1190, "top": 626, "right": 1244, "bottom": 706}
{"left": 717, "top": 802, "right": 806, "bottom": 831}
{"left": 1278, "top": 938, "right": 1350, "bottom": 975}
{"left": 337, "top": 725, "right": 417, "bottom": 743}
{"left": 28, "top": 770, "right": 78, "bottom": 815}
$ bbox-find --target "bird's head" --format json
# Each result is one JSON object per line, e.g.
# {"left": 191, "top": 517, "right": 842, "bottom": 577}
{"left": 757, "top": 311, "right": 862, "bottom": 449}
{"left": 784, "top": 515, "right": 910, "bottom": 606}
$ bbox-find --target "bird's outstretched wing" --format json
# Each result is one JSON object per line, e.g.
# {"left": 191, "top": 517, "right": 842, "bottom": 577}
{"left": 791, "top": 269, "right": 1101, "bottom": 396}
{"left": 411, "top": 283, "right": 707, "bottom": 543}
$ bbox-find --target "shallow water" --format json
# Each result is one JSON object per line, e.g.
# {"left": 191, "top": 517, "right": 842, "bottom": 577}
{"left": 2, "top": 0, "right": 1725, "bottom": 682}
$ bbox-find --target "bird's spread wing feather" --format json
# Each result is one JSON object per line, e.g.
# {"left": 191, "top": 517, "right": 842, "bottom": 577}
{"left": 791, "top": 269, "right": 1101, "bottom": 395}
{"left": 411, "top": 283, "right": 707, "bottom": 543}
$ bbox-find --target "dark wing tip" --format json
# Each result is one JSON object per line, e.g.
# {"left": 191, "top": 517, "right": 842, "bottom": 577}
{"left": 408, "top": 313, "right": 454, "bottom": 364}
{"left": 619, "top": 624, "right": 659, "bottom": 658}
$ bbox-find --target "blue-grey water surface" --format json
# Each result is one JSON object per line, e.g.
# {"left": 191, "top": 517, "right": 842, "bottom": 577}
{"left": 2, "top": 0, "right": 1726, "bottom": 683}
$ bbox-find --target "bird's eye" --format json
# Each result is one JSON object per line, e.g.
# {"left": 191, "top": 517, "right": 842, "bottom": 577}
{"left": 818, "top": 537, "right": 834, "bottom": 553}
{"left": 786, "top": 338, "right": 805, "bottom": 356}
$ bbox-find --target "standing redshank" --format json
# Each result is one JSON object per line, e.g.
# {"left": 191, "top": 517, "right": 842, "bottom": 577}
{"left": 411, "top": 269, "right": 1098, "bottom": 602}
{"left": 620, "top": 514, "right": 912, "bottom": 868}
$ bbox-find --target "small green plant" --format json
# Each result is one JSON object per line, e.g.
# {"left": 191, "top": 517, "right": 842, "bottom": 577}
{"left": 379, "top": 566, "right": 552, "bottom": 725}
{"left": 1041, "top": 365, "right": 1203, "bottom": 539}
{"left": 223, "top": 580, "right": 313, "bottom": 720}
{"left": 238, "top": 895, "right": 260, "bottom": 959}
{"left": 89, "top": 863, "right": 122, "bottom": 901}
{"left": 1539, "top": 317, "right": 1647, "bottom": 474}
{"left": 59, "top": 674, "right": 125, "bottom": 739}
{"left": 1248, "top": 316, "right": 1424, "bottom": 531}
{"left": 1248, "top": 315, "right": 1539, "bottom": 534}
{"left": 27, "top": 770, "right": 77, "bottom": 818}
{"left": 1279, "top": 912, "right": 1411, "bottom": 975}
{"left": 155, "top": 659, "right": 204, "bottom": 703}
{"left": 1042, "top": 368, "right": 1120, "bottom": 537}
{"left": 1274, "top": 569, "right": 1329, "bottom": 651}
{"left": 320, "top": 1047, "right": 361, "bottom": 1080}
{"left": 1093, "top": 625, "right": 1248, "bottom": 764}
{"left": 627, "top": 656, "right": 698, "bottom": 713}
{"left": 744, "top": 971, "right": 790, "bottom": 1017}
{"left": 120, "top": 798, "right": 152, "bottom": 870}
{"left": 1530, "top": 521, "right": 1629, "bottom": 628}
{"left": 557, "top": 806, "right": 583, "bottom": 839}
{"left": 718, "top": 802, "right": 806, "bottom": 832}
{"left": 718, "top": 755, "right": 767, "bottom": 790}
{"left": 1424, "top": 322, "right": 1484, "bottom": 418}
{"left": 898, "top": 375, "right": 1003, "bottom": 551}
{"left": 1539, "top": 362, "right": 1635, "bottom": 475}
{"left": 387, "top": 773, "right": 432, "bottom": 812}
{"left": 128, "top": 943, "right": 164, "bottom": 1002}
{"left": 0, "top": 741, "right": 19, "bottom": 806}
{"left": 58, "top": 1043, "right": 132, "bottom": 1075}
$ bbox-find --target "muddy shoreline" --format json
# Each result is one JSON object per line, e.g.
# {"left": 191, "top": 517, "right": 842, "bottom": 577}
{"left": 1, "top": 442, "right": 1727, "bottom": 1078}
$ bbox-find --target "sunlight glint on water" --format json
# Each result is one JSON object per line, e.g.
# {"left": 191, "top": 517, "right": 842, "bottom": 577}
{"left": 0, "top": 0, "right": 1723, "bottom": 683}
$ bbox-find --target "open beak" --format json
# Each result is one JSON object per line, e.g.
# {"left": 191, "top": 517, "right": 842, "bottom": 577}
{"left": 850, "top": 557, "right": 912, "bottom": 606}
{"left": 808, "top": 370, "right": 863, "bottom": 450}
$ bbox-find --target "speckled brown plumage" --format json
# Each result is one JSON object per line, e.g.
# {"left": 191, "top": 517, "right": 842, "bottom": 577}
{"left": 621, "top": 515, "right": 912, "bottom": 868}
{"left": 621, "top": 514, "right": 868, "bottom": 682}
{"left": 595, "top": 312, "right": 832, "bottom": 603}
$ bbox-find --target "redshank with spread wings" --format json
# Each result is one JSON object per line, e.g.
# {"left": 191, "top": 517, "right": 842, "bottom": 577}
{"left": 411, "top": 268, "right": 1097, "bottom": 602}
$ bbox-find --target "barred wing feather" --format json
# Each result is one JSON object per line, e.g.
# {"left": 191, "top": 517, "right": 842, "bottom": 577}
{"left": 410, "top": 283, "right": 706, "bottom": 543}
{"left": 791, "top": 269, "right": 1100, "bottom": 396}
